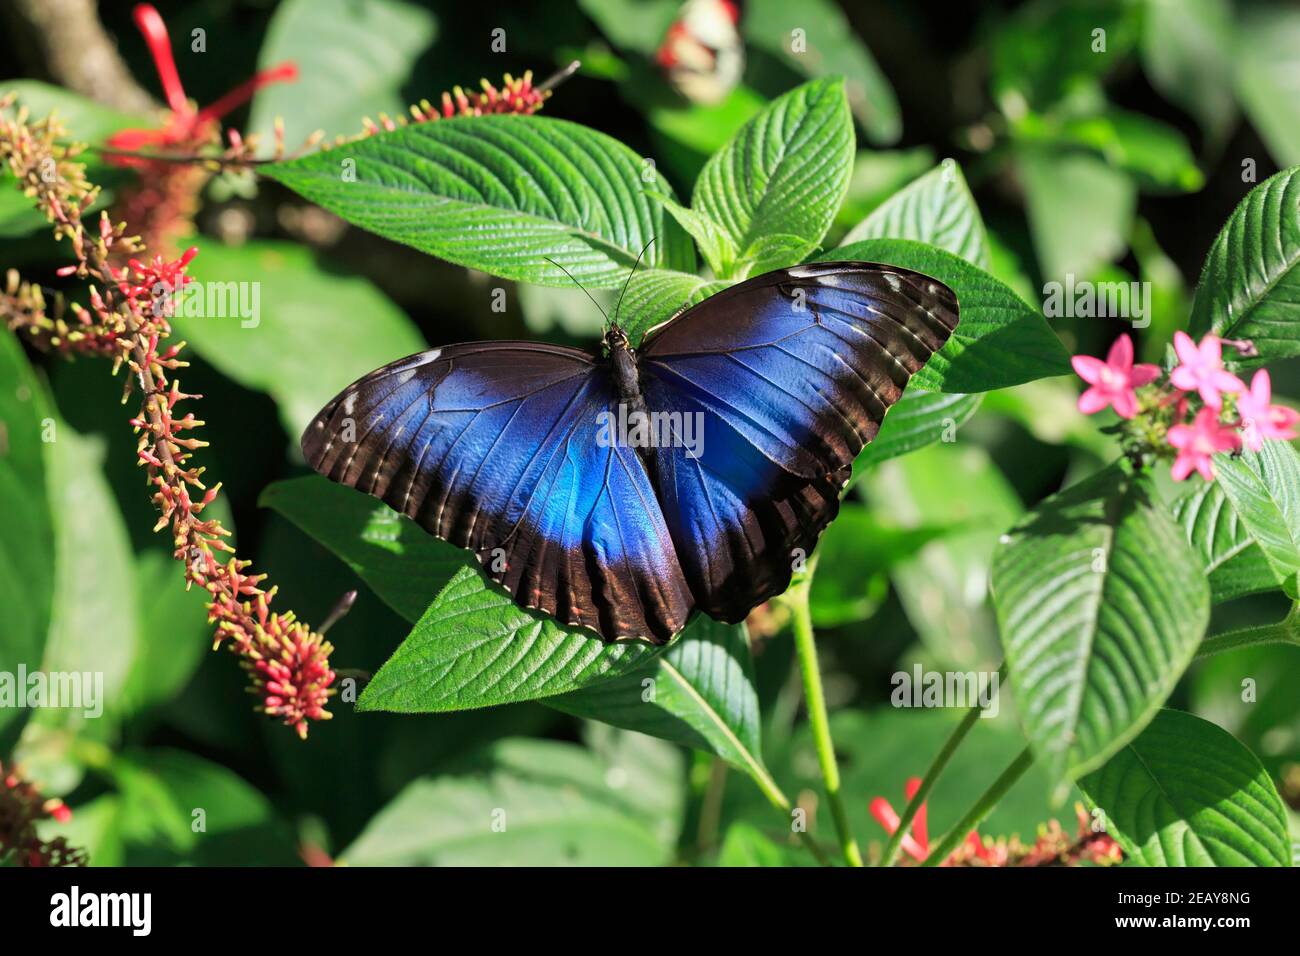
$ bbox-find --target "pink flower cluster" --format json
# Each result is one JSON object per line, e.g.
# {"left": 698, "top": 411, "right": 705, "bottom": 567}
{"left": 1073, "top": 332, "right": 1299, "bottom": 481}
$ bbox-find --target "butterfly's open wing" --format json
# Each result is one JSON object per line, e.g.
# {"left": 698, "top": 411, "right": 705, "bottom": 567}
{"left": 637, "top": 261, "right": 959, "bottom": 621}
{"left": 302, "top": 343, "right": 692, "bottom": 643}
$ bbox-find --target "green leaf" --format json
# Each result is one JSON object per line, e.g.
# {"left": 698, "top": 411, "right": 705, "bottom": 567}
{"left": 577, "top": 0, "right": 678, "bottom": 56}
{"left": 34, "top": 427, "right": 139, "bottom": 731}
{"left": 742, "top": 0, "right": 900, "bottom": 144}
{"left": 738, "top": 233, "right": 820, "bottom": 277}
{"left": 248, "top": 0, "right": 438, "bottom": 146}
{"left": 1188, "top": 166, "right": 1300, "bottom": 364}
{"left": 851, "top": 390, "right": 982, "bottom": 483}
{"left": 340, "top": 737, "right": 680, "bottom": 865}
{"left": 265, "top": 476, "right": 769, "bottom": 775}
{"left": 1019, "top": 147, "right": 1136, "bottom": 281}
{"left": 549, "top": 617, "right": 765, "bottom": 779}
{"left": 173, "top": 240, "right": 426, "bottom": 440}
{"left": 717, "top": 821, "right": 804, "bottom": 866}
{"left": 106, "top": 750, "right": 298, "bottom": 865}
{"left": 650, "top": 191, "right": 737, "bottom": 277}
{"left": 842, "top": 160, "right": 990, "bottom": 267}
{"left": 863, "top": 443, "right": 1022, "bottom": 666}
{"left": 1171, "top": 478, "right": 1283, "bottom": 603}
{"left": 263, "top": 115, "right": 694, "bottom": 287}
{"left": 1213, "top": 440, "right": 1300, "bottom": 598}
{"left": 693, "top": 77, "right": 853, "bottom": 258}
{"left": 357, "top": 565, "right": 662, "bottom": 713}
{"left": 823, "top": 239, "right": 1072, "bottom": 392}
{"left": 261, "top": 475, "right": 465, "bottom": 622}
{"left": 1079, "top": 709, "right": 1291, "bottom": 866}
{"left": 835, "top": 148, "right": 935, "bottom": 231}
{"left": 1141, "top": 0, "right": 1237, "bottom": 146}
{"left": 1235, "top": 6, "right": 1300, "bottom": 168}
{"left": 809, "top": 504, "right": 951, "bottom": 627}
{"left": 616, "top": 268, "right": 728, "bottom": 345}
{"left": 990, "top": 0, "right": 1140, "bottom": 110}
{"left": 119, "top": 549, "right": 211, "bottom": 716}
{"left": 0, "top": 329, "right": 54, "bottom": 750}
{"left": 1014, "top": 108, "right": 1204, "bottom": 193}
{"left": 992, "top": 466, "right": 1210, "bottom": 785}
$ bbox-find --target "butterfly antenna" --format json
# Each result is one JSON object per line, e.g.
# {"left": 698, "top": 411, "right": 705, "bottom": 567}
{"left": 613, "top": 236, "right": 657, "bottom": 328}
{"left": 542, "top": 256, "right": 609, "bottom": 323}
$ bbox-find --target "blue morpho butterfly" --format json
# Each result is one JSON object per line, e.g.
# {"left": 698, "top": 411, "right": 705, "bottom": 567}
{"left": 302, "top": 259, "right": 958, "bottom": 644}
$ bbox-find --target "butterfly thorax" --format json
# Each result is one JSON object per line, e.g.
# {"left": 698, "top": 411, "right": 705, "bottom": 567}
{"left": 604, "top": 325, "right": 645, "bottom": 413}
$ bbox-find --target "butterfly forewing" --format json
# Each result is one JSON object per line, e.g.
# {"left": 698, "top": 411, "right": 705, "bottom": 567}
{"left": 636, "top": 262, "right": 958, "bottom": 621}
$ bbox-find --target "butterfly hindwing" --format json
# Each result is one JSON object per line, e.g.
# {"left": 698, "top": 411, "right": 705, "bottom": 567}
{"left": 636, "top": 262, "right": 959, "bottom": 621}
{"left": 302, "top": 342, "right": 692, "bottom": 643}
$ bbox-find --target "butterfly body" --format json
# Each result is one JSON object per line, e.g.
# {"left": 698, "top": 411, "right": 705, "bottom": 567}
{"left": 303, "top": 262, "right": 958, "bottom": 644}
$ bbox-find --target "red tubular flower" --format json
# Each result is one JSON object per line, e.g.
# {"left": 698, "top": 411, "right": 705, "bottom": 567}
{"left": 108, "top": 4, "right": 297, "bottom": 156}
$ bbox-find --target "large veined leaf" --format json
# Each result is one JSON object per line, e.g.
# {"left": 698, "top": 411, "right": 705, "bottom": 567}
{"left": 358, "top": 566, "right": 662, "bottom": 713}
{"left": 841, "top": 161, "right": 990, "bottom": 267}
{"left": 1213, "top": 440, "right": 1300, "bottom": 597}
{"left": 174, "top": 240, "right": 426, "bottom": 441}
{"left": 548, "top": 618, "right": 765, "bottom": 780}
{"left": 263, "top": 478, "right": 763, "bottom": 776}
{"left": 1234, "top": 6, "right": 1300, "bottom": 168}
{"left": 1188, "top": 166, "right": 1300, "bottom": 365}
{"left": 742, "top": 0, "right": 900, "bottom": 144}
{"left": 0, "top": 330, "right": 55, "bottom": 750}
{"left": 263, "top": 115, "right": 694, "bottom": 287}
{"left": 992, "top": 466, "right": 1210, "bottom": 785}
{"left": 850, "top": 390, "right": 982, "bottom": 482}
{"left": 1171, "top": 478, "right": 1282, "bottom": 604}
{"left": 692, "top": 77, "right": 853, "bottom": 258}
{"left": 248, "top": 0, "right": 438, "bottom": 146}
{"left": 823, "top": 239, "right": 1072, "bottom": 392}
{"left": 260, "top": 476, "right": 465, "bottom": 622}
{"left": 340, "top": 737, "right": 680, "bottom": 865}
{"left": 1079, "top": 709, "right": 1291, "bottom": 866}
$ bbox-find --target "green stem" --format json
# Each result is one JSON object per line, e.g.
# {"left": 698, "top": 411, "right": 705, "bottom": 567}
{"left": 787, "top": 562, "right": 864, "bottom": 868}
{"left": 921, "top": 746, "right": 1034, "bottom": 867}
{"left": 880, "top": 661, "right": 1007, "bottom": 866}
{"left": 1197, "top": 603, "right": 1300, "bottom": 659}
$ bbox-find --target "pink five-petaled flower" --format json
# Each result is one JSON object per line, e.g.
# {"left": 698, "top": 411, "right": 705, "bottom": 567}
{"left": 106, "top": 4, "right": 297, "bottom": 157}
{"left": 1168, "top": 406, "right": 1242, "bottom": 481}
{"left": 1235, "top": 369, "right": 1300, "bottom": 452}
{"left": 1169, "top": 331, "right": 1246, "bottom": 409}
{"left": 1071, "top": 334, "right": 1160, "bottom": 419}
{"left": 868, "top": 777, "right": 994, "bottom": 866}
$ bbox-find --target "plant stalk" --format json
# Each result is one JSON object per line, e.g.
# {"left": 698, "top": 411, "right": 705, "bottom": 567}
{"left": 880, "top": 660, "right": 1007, "bottom": 866}
{"left": 1197, "top": 603, "right": 1300, "bottom": 659}
{"left": 921, "top": 746, "right": 1034, "bottom": 866}
{"left": 787, "top": 562, "right": 864, "bottom": 867}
